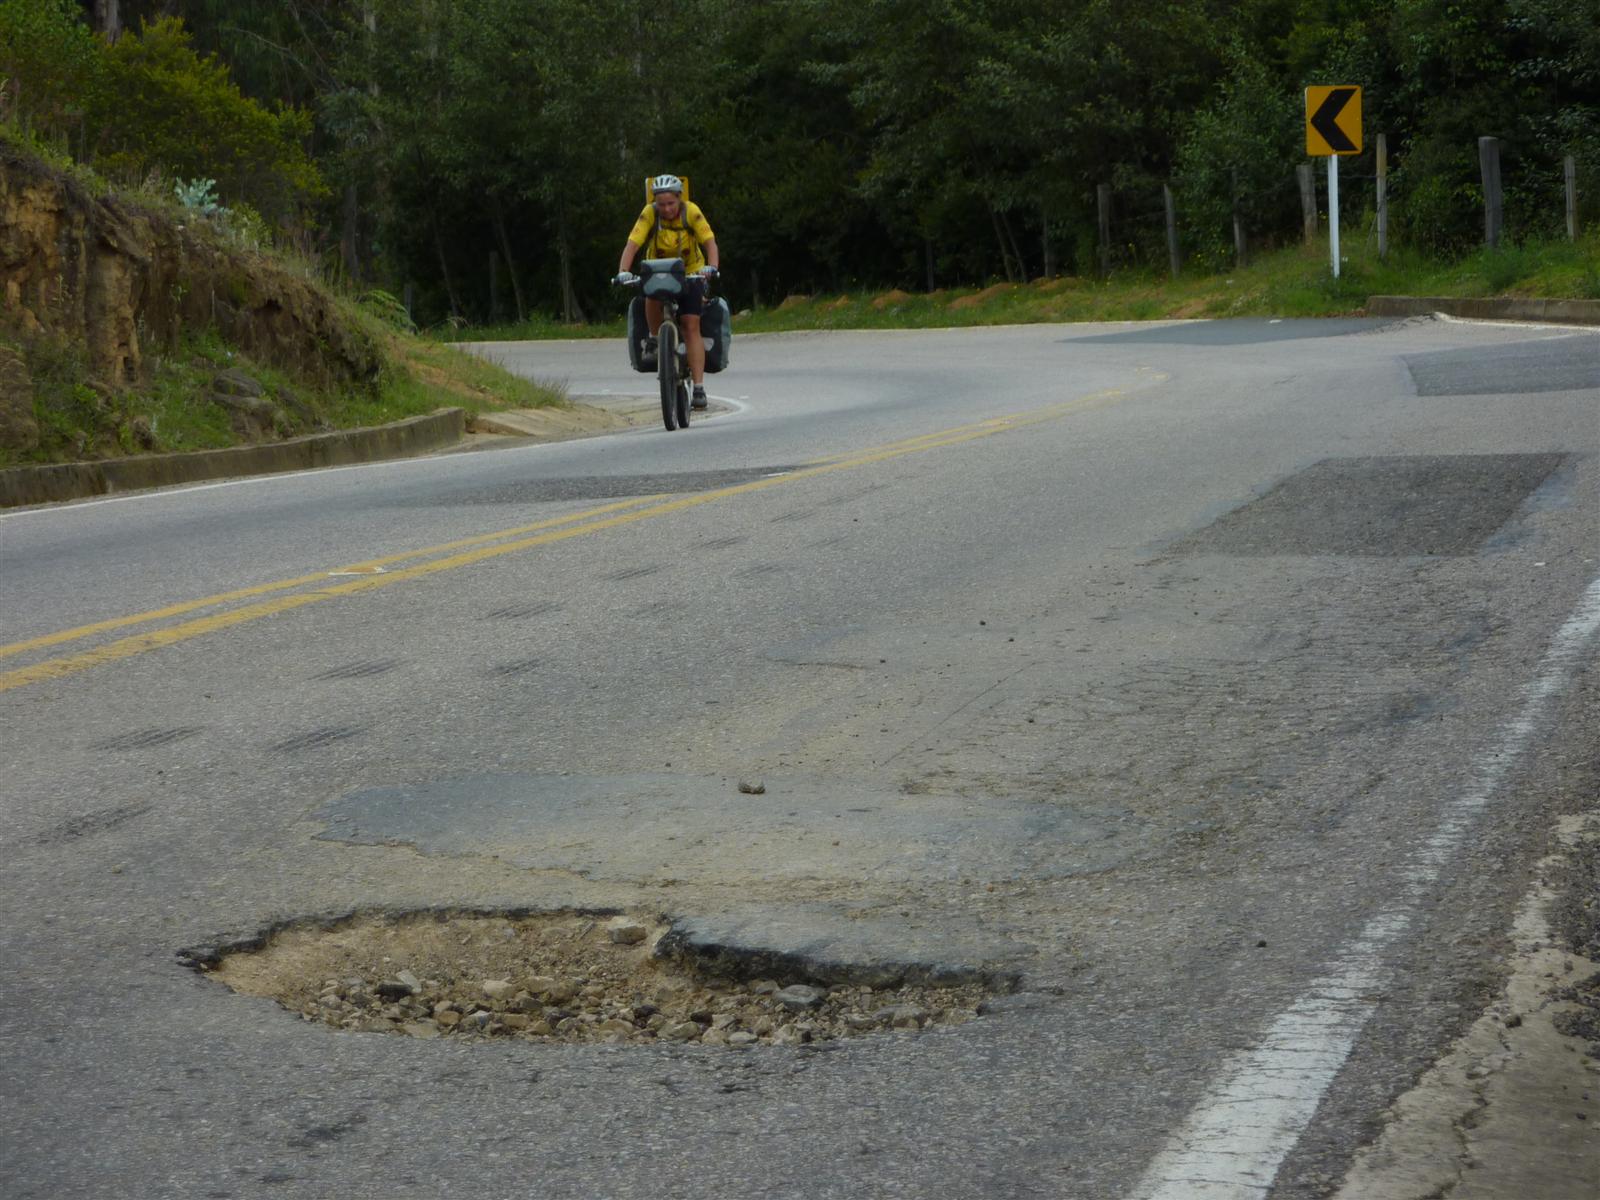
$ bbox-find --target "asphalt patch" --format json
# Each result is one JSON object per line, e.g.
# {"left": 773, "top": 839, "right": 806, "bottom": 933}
{"left": 1066, "top": 318, "right": 1394, "bottom": 347}
{"left": 1405, "top": 336, "right": 1600, "bottom": 396}
{"left": 312, "top": 772, "right": 1133, "bottom": 884}
{"left": 386, "top": 465, "right": 802, "bottom": 506}
{"left": 1178, "top": 453, "right": 1568, "bottom": 557}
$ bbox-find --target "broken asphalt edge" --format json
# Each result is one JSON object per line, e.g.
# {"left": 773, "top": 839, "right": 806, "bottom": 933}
{"left": 176, "top": 903, "right": 1031, "bottom": 999}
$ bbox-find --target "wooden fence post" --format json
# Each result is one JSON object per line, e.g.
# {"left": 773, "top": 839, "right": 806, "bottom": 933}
{"left": 1232, "top": 169, "right": 1247, "bottom": 267}
{"left": 1163, "top": 183, "right": 1180, "bottom": 278}
{"left": 1566, "top": 155, "right": 1579, "bottom": 240}
{"left": 1040, "top": 201, "right": 1056, "bottom": 280}
{"left": 1096, "top": 184, "right": 1112, "bottom": 278}
{"left": 1297, "top": 164, "right": 1316, "bottom": 244}
{"left": 1376, "top": 134, "right": 1389, "bottom": 260}
{"left": 1479, "top": 136, "right": 1503, "bottom": 249}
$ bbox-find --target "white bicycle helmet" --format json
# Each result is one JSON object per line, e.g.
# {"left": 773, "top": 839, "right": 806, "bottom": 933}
{"left": 650, "top": 173, "right": 684, "bottom": 195}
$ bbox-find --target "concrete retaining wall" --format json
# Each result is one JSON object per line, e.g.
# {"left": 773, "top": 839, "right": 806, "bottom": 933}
{"left": 1367, "top": 296, "right": 1600, "bottom": 325}
{"left": 1, "top": 407, "right": 464, "bottom": 509}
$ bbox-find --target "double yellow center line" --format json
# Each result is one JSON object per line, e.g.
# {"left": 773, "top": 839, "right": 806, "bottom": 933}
{"left": 0, "top": 388, "right": 1127, "bottom": 694}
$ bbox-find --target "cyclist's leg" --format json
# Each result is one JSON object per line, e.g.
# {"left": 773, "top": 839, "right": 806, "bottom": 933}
{"left": 645, "top": 298, "right": 663, "bottom": 335}
{"left": 679, "top": 279, "right": 707, "bottom": 386}
{"left": 682, "top": 314, "right": 705, "bottom": 384}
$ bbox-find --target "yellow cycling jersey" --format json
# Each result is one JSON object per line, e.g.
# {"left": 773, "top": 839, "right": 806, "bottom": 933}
{"left": 627, "top": 200, "right": 714, "bottom": 272}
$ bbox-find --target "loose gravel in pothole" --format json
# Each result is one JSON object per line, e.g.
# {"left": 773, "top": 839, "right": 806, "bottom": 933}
{"left": 207, "top": 911, "right": 988, "bottom": 1047}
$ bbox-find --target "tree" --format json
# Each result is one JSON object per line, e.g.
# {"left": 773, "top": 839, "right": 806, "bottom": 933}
{"left": 1174, "top": 46, "right": 1302, "bottom": 265}
{"left": 86, "top": 18, "right": 323, "bottom": 219}
{"left": 0, "top": 0, "right": 103, "bottom": 149}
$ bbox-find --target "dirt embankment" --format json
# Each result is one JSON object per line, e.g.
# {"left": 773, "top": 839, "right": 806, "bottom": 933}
{"left": 0, "top": 143, "right": 383, "bottom": 456}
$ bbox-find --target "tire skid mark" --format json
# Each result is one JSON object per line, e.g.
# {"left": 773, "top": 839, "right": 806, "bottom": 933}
{"left": 20, "top": 801, "right": 153, "bottom": 847}
{"left": 312, "top": 659, "right": 405, "bottom": 681}
{"left": 484, "top": 601, "right": 561, "bottom": 620}
{"left": 270, "top": 726, "right": 364, "bottom": 753}
{"left": 490, "top": 658, "right": 542, "bottom": 677}
{"left": 604, "top": 564, "right": 664, "bottom": 582}
{"left": 91, "top": 727, "right": 203, "bottom": 751}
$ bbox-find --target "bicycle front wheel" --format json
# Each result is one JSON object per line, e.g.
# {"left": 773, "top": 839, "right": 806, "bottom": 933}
{"left": 658, "top": 322, "right": 679, "bottom": 432}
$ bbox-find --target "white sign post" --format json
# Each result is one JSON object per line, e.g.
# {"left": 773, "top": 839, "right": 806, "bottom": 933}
{"left": 1328, "top": 155, "right": 1340, "bottom": 278}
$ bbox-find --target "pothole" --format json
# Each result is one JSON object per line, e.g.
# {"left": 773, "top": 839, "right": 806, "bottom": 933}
{"left": 186, "top": 909, "right": 1004, "bottom": 1047}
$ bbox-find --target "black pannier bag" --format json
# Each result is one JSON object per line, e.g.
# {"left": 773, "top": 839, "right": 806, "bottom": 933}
{"left": 626, "top": 295, "right": 653, "bottom": 373}
{"left": 702, "top": 296, "right": 731, "bottom": 374}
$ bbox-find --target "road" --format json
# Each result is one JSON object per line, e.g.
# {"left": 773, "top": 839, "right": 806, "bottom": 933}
{"left": 2, "top": 316, "right": 1596, "bottom": 1199}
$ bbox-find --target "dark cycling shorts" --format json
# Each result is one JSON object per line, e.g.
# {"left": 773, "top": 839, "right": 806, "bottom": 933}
{"left": 648, "top": 276, "right": 704, "bottom": 317}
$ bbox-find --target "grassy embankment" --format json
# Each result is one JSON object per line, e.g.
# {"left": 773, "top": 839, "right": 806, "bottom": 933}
{"left": 10, "top": 322, "right": 565, "bottom": 467}
{"left": 444, "top": 234, "right": 1600, "bottom": 343}
{"left": 0, "top": 137, "right": 565, "bottom": 468}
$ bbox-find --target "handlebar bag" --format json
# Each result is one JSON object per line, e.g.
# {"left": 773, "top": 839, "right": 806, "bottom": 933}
{"left": 640, "top": 257, "right": 686, "bottom": 301}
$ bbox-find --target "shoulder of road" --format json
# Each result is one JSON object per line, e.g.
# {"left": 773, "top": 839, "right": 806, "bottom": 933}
{"left": 0, "top": 394, "right": 664, "bottom": 509}
{"left": 4, "top": 295, "right": 1594, "bottom": 509}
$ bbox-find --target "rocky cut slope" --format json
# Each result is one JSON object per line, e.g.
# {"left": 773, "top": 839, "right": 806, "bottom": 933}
{"left": 0, "top": 140, "right": 385, "bottom": 458}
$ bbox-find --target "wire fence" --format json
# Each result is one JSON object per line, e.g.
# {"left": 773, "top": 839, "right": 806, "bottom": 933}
{"left": 1088, "top": 137, "right": 1593, "bottom": 279}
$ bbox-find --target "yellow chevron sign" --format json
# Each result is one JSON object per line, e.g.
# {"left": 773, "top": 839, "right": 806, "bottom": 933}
{"left": 1306, "top": 86, "right": 1362, "bottom": 156}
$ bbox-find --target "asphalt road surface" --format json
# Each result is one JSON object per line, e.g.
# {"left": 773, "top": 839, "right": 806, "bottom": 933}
{"left": 2, "top": 316, "right": 1597, "bottom": 1199}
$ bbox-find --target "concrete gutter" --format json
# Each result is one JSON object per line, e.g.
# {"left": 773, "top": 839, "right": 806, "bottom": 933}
{"left": 1367, "top": 295, "right": 1600, "bottom": 325}
{"left": 0, "top": 407, "right": 465, "bottom": 509}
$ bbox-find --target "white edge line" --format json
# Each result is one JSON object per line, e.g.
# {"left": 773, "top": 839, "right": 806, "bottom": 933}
{"left": 1130, "top": 572, "right": 1600, "bottom": 1200}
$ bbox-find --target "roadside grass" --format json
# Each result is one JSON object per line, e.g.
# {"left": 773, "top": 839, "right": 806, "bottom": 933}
{"left": 437, "top": 312, "right": 621, "bottom": 343}
{"left": 384, "top": 334, "right": 567, "bottom": 415}
{"left": 1, "top": 323, "right": 567, "bottom": 468}
{"left": 445, "top": 232, "right": 1600, "bottom": 344}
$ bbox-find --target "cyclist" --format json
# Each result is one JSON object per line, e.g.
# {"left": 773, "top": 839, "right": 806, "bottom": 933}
{"left": 614, "top": 174, "right": 720, "bottom": 409}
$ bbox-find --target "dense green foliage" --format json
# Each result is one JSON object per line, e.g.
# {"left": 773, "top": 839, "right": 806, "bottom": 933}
{"left": 1, "top": 2, "right": 321, "bottom": 217}
{"left": 15, "top": 1, "right": 1600, "bottom": 324}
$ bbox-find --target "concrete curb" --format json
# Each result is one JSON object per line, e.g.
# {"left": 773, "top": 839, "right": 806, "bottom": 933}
{"left": 0, "top": 408, "right": 465, "bottom": 509}
{"left": 1367, "top": 295, "right": 1600, "bottom": 325}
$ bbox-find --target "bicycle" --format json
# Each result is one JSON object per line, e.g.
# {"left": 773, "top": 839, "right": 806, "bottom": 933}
{"left": 616, "top": 258, "right": 720, "bottom": 432}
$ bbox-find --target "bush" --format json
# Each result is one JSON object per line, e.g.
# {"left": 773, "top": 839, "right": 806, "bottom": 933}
{"left": 87, "top": 18, "right": 324, "bottom": 220}
{"left": 1174, "top": 50, "right": 1302, "bottom": 267}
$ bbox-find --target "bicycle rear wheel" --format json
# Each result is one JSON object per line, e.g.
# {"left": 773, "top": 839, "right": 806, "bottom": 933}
{"left": 657, "top": 322, "right": 679, "bottom": 431}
